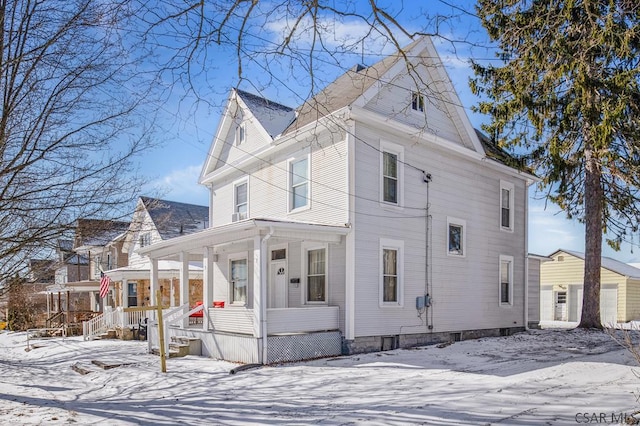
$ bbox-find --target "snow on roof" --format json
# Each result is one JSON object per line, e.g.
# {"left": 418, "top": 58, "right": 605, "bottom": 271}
{"left": 557, "top": 248, "right": 640, "bottom": 279}
{"left": 141, "top": 197, "right": 209, "bottom": 240}
{"left": 75, "top": 219, "right": 130, "bottom": 248}
{"left": 235, "top": 89, "right": 295, "bottom": 138}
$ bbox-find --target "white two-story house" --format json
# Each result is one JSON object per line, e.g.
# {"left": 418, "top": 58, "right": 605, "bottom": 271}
{"left": 139, "top": 36, "right": 536, "bottom": 364}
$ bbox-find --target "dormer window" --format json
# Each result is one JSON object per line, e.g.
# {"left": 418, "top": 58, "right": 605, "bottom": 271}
{"left": 411, "top": 92, "right": 425, "bottom": 112}
{"left": 235, "top": 123, "right": 246, "bottom": 145}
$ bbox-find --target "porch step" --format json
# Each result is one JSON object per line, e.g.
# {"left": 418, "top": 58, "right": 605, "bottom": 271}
{"left": 150, "top": 337, "right": 202, "bottom": 358}
{"left": 170, "top": 336, "right": 202, "bottom": 356}
{"left": 94, "top": 329, "right": 117, "bottom": 340}
{"left": 150, "top": 346, "right": 188, "bottom": 358}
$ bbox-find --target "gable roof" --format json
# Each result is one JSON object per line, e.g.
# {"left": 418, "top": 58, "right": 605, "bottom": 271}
{"left": 235, "top": 89, "right": 295, "bottom": 138}
{"left": 74, "top": 219, "right": 130, "bottom": 249}
{"left": 284, "top": 39, "right": 422, "bottom": 135}
{"left": 140, "top": 196, "right": 209, "bottom": 240}
{"left": 552, "top": 249, "right": 640, "bottom": 279}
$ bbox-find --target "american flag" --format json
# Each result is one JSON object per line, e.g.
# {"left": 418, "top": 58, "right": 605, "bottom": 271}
{"left": 99, "top": 272, "right": 111, "bottom": 298}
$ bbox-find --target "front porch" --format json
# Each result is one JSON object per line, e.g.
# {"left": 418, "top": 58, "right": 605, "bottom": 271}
{"left": 148, "top": 304, "right": 341, "bottom": 363}
{"left": 137, "top": 218, "right": 350, "bottom": 364}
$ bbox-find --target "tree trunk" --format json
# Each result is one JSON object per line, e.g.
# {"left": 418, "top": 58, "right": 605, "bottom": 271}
{"left": 578, "top": 146, "right": 603, "bottom": 329}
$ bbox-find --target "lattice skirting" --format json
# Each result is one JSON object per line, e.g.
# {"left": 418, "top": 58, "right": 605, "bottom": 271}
{"left": 267, "top": 331, "right": 342, "bottom": 364}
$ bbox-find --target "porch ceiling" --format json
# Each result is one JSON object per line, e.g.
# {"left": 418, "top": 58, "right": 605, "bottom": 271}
{"left": 137, "top": 218, "right": 350, "bottom": 261}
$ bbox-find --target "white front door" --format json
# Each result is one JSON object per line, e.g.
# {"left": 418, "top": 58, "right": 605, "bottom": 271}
{"left": 269, "top": 260, "right": 287, "bottom": 308}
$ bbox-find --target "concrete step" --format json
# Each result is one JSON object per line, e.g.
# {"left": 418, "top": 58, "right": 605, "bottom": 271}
{"left": 170, "top": 336, "right": 202, "bottom": 356}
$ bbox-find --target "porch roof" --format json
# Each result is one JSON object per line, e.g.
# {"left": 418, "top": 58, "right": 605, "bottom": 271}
{"left": 43, "top": 281, "right": 99, "bottom": 294}
{"left": 137, "top": 218, "right": 350, "bottom": 261}
{"left": 105, "top": 260, "right": 204, "bottom": 281}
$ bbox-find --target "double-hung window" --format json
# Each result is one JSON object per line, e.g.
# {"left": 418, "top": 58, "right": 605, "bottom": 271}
{"left": 127, "top": 282, "right": 138, "bottom": 307}
{"left": 499, "top": 255, "right": 513, "bottom": 305}
{"left": 234, "top": 180, "right": 248, "bottom": 220}
{"left": 139, "top": 232, "right": 151, "bottom": 248}
{"left": 306, "top": 247, "right": 326, "bottom": 303}
{"left": 380, "top": 239, "right": 403, "bottom": 306}
{"left": 500, "top": 181, "right": 514, "bottom": 231}
{"left": 290, "top": 156, "right": 309, "bottom": 211}
{"left": 380, "top": 141, "right": 404, "bottom": 206}
{"left": 447, "top": 217, "right": 466, "bottom": 257}
{"left": 230, "top": 258, "right": 248, "bottom": 304}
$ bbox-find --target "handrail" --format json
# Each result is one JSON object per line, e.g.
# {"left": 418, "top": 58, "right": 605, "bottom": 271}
{"left": 162, "top": 304, "right": 203, "bottom": 353}
{"left": 46, "top": 312, "right": 65, "bottom": 328}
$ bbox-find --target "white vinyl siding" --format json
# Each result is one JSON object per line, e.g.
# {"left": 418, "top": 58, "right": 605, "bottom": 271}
{"left": 210, "top": 131, "right": 348, "bottom": 226}
{"left": 352, "top": 122, "right": 526, "bottom": 337}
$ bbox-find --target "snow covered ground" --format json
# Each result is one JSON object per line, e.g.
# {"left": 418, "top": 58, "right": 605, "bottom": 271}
{"left": 1, "top": 328, "right": 640, "bottom": 425}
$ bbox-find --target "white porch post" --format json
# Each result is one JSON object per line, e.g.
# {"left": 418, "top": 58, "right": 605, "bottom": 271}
{"left": 179, "top": 251, "right": 189, "bottom": 328}
{"left": 253, "top": 235, "right": 263, "bottom": 340}
{"left": 150, "top": 257, "right": 159, "bottom": 307}
{"left": 122, "top": 280, "right": 129, "bottom": 308}
{"left": 202, "top": 247, "right": 214, "bottom": 331}
{"left": 170, "top": 278, "right": 175, "bottom": 307}
{"left": 254, "top": 231, "right": 272, "bottom": 364}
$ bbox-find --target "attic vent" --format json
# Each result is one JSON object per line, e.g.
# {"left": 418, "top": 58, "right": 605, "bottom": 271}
{"left": 558, "top": 256, "right": 564, "bottom": 262}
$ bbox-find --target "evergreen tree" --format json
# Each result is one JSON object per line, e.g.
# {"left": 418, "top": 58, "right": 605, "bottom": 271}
{"left": 472, "top": 1, "right": 640, "bottom": 328}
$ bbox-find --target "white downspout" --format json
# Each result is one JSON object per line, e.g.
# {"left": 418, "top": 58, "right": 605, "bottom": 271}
{"left": 261, "top": 227, "right": 274, "bottom": 364}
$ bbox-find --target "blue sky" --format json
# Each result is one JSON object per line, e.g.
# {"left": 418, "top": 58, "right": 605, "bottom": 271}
{"left": 137, "top": 1, "right": 640, "bottom": 263}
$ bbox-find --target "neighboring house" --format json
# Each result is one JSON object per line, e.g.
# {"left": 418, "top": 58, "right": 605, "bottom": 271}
{"left": 138, "top": 36, "right": 537, "bottom": 364}
{"left": 527, "top": 253, "right": 552, "bottom": 329}
{"left": 540, "top": 249, "right": 640, "bottom": 325}
{"left": 72, "top": 219, "right": 130, "bottom": 311}
{"left": 106, "top": 196, "right": 208, "bottom": 308}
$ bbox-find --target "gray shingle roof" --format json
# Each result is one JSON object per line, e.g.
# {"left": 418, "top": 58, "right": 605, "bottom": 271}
{"left": 141, "top": 197, "right": 209, "bottom": 240}
{"left": 557, "top": 249, "right": 640, "bottom": 279}
{"left": 75, "top": 219, "right": 130, "bottom": 248}
{"left": 235, "top": 89, "right": 295, "bottom": 138}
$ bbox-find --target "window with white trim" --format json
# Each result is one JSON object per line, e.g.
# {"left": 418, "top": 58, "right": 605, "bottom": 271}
{"left": 289, "top": 156, "right": 309, "bottom": 211}
{"left": 230, "top": 257, "right": 248, "bottom": 304}
{"left": 234, "top": 180, "right": 248, "bottom": 220}
{"left": 235, "top": 123, "right": 246, "bottom": 145}
{"left": 447, "top": 217, "right": 466, "bottom": 257}
{"left": 139, "top": 232, "right": 151, "bottom": 248}
{"left": 500, "top": 255, "right": 513, "bottom": 305}
{"left": 411, "top": 92, "right": 425, "bottom": 112}
{"left": 500, "top": 180, "right": 514, "bottom": 231}
{"left": 380, "top": 141, "right": 404, "bottom": 206}
{"left": 305, "top": 246, "right": 326, "bottom": 303}
{"left": 380, "top": 239, "right": 403, "bottom": 306}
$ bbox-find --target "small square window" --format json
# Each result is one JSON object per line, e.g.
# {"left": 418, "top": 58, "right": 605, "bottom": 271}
{"left": 447, "top": 217, "right": 466, "bottom": 257}
{"left": 236, "top": 123, "right": 246, "bottom": 145}
{"left": 411, "top": 92, "right": 425, "bottom": 112}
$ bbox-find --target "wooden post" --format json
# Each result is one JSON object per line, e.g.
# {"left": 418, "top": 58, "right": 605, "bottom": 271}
{"left": 156, "top": 290, "right": 167, "bottom": 373}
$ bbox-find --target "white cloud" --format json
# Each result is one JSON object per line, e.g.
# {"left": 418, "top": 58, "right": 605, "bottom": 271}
{"left": 264, "top": 15, "right": 411, "bottom": 56}
{"left": 527, "top": 199, "right": 583, "bottom": 256}
{"left": 145, "top": 165, "right": 209, "bottom": 206}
